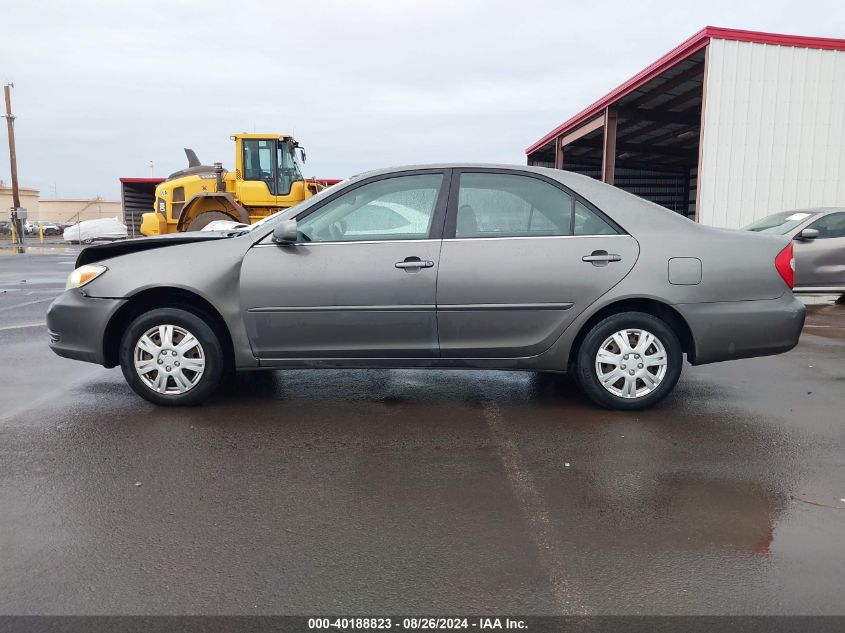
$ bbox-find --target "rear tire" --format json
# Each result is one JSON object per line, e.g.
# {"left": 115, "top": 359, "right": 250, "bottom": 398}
{"left": 119, "top": 308, "right": 224, "bottom": 406}
{"left": 574, "top": 311, "right": 682, "bottom": 410}
{"left": 187, "top": 211, "right": 235, "bottom": 231}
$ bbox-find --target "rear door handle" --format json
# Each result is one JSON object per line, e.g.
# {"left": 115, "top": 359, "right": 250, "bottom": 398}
{"left": 395, "top": 257, "right": 434, "bottom": 270}
{"left": 582, "top": 250, "right": 621, "bottom": 266}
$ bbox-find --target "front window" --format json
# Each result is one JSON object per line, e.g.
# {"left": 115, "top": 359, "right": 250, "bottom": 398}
{"left": 296, "top": 174, "right": 443, "bottom": 242}
{"left": 277, "top": 139, "right": 303, "bottom": 196}
{"left": 745, "top": 211, "right": 817, "bottom": 234}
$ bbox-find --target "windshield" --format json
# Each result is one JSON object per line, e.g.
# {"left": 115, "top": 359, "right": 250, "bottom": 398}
{"left": 744, "top": 211, "right": 817, "bottom": 234}
{"left": 277, "top": 139, "right": 304, "bottom": 196}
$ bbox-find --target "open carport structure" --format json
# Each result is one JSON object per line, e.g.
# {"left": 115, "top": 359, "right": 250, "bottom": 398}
{"left": 526, "top": 27, "right": 845, "bottom": 228}
{"left": 120, "top": 177, "right": 165, "bottom": 237}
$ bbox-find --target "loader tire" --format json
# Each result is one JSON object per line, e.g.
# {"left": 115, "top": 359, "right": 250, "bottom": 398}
{"left": 186, "top": 211, "right": 236, "bottom": 232}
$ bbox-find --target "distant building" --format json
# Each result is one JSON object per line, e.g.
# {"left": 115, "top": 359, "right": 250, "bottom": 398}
{"left": 526, "top": 27, "right": 845, "bottom": 228}
{"left": 0, "top": 183, "right": 38, "bottom": 218}
{"left": 0, "top": 181, "right": 121, "bottom": 223}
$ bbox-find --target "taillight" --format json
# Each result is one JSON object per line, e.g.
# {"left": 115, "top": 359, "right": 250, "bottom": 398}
{"left": 774, "top": 242, "right": 794, "bottom": 289}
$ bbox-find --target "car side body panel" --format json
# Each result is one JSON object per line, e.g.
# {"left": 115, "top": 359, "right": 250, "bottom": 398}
{"left": 436, "top": 234, "right": 639, "bottom": 357}
{"left": 241, "top": 240, "right": 442, "bottom": 360}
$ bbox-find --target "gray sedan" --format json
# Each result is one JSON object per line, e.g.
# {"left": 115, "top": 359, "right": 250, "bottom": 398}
{"left": 47, "top": 165, "right": 805, "bottom": 410}
{"left": 745, "top": 208, "right": 845, "bottom": 295}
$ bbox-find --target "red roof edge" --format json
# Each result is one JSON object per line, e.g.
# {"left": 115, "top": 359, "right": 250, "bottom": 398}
{"left": 705, "top": 26, "right": 845, "bottom": 51}
{"left": 120, "top": 177, "right": 166, "bottom": 184}
{"left": 525, "top": 26, "right": 845, "bottom": 155}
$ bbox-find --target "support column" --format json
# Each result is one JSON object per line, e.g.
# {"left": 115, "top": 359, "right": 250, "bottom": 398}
{"left": 601, "top": 107, "right": 618, "bottom": 185}
{"left": 694, "top": 44, "right": 710, "bottom": 223}
{"left": 554, "top": 138, "right": 564, "bottom": 170}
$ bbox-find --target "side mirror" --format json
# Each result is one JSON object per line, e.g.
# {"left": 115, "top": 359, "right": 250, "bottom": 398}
{"left": 272, "top": 219, "right": 298, "bottom": 244}
{"left": 796, "top": 228, "right": 819, "bottom": 240}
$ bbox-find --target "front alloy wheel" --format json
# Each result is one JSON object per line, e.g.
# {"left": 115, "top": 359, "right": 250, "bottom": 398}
{"left": 120, "top": 307, "right": 225, "bottom": 406}
{"left": 133, "top": 324, "right": 206, "bottom": 394}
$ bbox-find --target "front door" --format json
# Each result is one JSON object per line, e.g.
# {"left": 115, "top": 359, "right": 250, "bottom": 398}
{"left": 240, "top": 138, "right": 281, "bottom": 209}
{"left": 794, "top": 211, "right": 845, "bottom": 289}
{"left": 240, "top": 171, "right": 449, "bottom": 360}
{"left": 436, "top": 170, "right": 639, "bottom": 358}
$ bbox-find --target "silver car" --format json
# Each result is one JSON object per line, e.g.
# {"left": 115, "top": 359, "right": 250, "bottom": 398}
{"left": 745, "top": 208, "right": 845, "bottom": 294}
{"left": 47, "top": 165, "right": 805, "bottom": 410}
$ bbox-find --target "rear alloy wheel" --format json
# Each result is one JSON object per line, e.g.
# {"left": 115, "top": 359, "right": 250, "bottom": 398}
{"left": 574, "top": 311, "right": 682, "bottom": 410}
{"left": 120, "top": 308, "right": 224, "bottom": 406}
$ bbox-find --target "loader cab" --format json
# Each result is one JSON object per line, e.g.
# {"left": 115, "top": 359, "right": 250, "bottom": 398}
{"left": 236, "top": 134, "right": 305, "bottom": 207}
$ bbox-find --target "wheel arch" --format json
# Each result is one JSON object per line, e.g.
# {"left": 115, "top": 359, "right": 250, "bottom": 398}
{"left": 177, "top": 193, "right": 249, "bottom": 231}
{"left": 102, "top": 287, "right": 235, "bottom": 370}
{"left": 567, "top": 297, "right": 696, "bottom": 370}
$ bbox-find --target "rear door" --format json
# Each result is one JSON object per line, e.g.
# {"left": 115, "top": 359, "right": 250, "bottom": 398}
{"left": 239, "top": 170, "right": 449, "bottom": 360}
{"left": 436, "top": 169, "right": 638, "bottom": 358}
{"left": 795, "top": 211, "right": 845, "bottom": 289}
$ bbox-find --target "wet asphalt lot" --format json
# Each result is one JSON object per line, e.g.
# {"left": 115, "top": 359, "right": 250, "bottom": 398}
{"left": 0, "top": 245, "right": 844, "bottom": 615}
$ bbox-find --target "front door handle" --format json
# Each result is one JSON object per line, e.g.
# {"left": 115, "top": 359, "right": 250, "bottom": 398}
{"left": 582, "top": 250, "right": 621, "bottom": 266}
{"left": 395, "top": 257, "right": 434, "bottom": 270}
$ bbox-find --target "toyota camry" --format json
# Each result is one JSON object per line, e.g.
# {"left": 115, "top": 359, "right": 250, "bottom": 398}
{"left": 47, "top": 165, "right": 805, "bottom": 409}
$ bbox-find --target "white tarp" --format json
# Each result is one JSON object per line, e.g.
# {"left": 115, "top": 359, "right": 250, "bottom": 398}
{"left": 63, "top": 217, "right": 128, "bottom": 243}
{"left": 201, "top": 220, "right": 249, "bottom": 232}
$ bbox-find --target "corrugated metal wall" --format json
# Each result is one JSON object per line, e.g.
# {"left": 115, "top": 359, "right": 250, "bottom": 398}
{"left": 531, "top": 162, "right": 694, "bottom": 217}
{"left": 699, "top": 39, "right": 845, "bottom": 228}
{"left": 614, "top": 168, "right": 690, "bottom": 216}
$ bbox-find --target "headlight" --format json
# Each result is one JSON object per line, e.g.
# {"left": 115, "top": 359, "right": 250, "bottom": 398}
{"left": 66, "top": 264, "right": 108, "bottom": 290}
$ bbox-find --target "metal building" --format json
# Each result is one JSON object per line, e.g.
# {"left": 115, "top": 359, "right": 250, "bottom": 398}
{"left": 526, "top": 27, "right": 845, "bottom": 228}
{"left": 120, "top": 177, "right": 164, "bottom": 238}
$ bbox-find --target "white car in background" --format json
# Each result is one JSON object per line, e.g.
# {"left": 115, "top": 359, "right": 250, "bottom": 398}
{"left": 26, "top": 221, "right": 62, "bottom": 236}
{"left": 25, "top": 221, "right": 60, "bottom": 235}
{"left": 63, "top": 217, "right": 128, "bottom": 244}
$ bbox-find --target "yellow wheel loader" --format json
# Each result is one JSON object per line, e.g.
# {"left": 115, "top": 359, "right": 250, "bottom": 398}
{"left": 140, "top": 134, "right": 334, "bottom": 235}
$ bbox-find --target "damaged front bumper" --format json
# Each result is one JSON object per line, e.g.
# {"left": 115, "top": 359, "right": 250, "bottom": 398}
{"left": 46, "top": 290, "right": 126, "bottom": 366}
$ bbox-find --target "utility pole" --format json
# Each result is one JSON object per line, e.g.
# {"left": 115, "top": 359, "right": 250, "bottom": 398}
{"left": 4, "top": 82, "right": 24, "bottom": 244}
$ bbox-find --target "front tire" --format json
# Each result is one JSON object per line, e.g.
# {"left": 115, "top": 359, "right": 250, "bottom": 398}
{"left": 574, "top": 311, "right": 682, "bottom": 410}
{"left": 187, "top": 211, "right": 235, "bottom": 231}
{"left": 119, "top": 308, "right": 224, "bottom": 406}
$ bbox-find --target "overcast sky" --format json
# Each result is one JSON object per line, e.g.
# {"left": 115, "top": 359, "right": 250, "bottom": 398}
{"left": 1, "top": 0, "right": 843, "bottom": 199}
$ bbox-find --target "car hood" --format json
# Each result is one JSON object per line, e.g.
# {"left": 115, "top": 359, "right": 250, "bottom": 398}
{"left": 75, "top": 232, "right": 232, "bottom": 267}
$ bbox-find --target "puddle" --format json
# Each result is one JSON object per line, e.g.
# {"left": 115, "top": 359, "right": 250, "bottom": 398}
{"left": 0, "top": 245, "right": 81, "bottom": 255}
